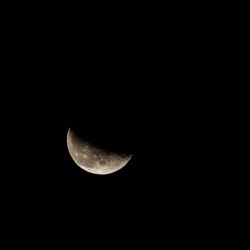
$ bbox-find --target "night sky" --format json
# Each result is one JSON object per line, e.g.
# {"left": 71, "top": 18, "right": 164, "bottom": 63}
{"left": 20, "top": 70, "right": 205, "bottom": 210}
{"left": 7, "top": 67, "right": 201, "bottom": 212}
{"left": 1, "top": 12, "right": 220, "bottom": 244}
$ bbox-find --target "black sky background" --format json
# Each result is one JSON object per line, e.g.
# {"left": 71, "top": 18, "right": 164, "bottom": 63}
{"left": 8, "top": 46, "right": 211, "bottom": 222}
{"left": 1, "top": 7, "right": 226, "bottom": 243}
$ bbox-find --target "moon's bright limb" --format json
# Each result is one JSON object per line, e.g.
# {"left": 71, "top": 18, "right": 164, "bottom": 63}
{"left": 67, "top": 128, "right": 132, "bottom": 175}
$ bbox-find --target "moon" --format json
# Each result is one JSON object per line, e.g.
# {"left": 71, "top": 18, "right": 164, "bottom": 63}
{"left": 67, "top": 128, "right": 132, "bottom": 175}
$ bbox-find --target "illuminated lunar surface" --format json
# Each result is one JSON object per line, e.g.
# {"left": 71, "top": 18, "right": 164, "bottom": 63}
{"left": 67, "top": 128, "right": 132, "bottom": 175}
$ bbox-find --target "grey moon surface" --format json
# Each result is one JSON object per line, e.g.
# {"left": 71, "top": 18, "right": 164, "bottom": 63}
{"left": 67, "top": 128, "right": 132, "bottom": 175}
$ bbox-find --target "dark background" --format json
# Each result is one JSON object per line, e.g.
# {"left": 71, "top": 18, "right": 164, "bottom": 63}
{"left": 1, "top": 6, "right": 228, "bottom": 244}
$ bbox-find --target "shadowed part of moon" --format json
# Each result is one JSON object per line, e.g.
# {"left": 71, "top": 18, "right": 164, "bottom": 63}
{"left": 67, "top": 128, "right": 132, "bottom": 175}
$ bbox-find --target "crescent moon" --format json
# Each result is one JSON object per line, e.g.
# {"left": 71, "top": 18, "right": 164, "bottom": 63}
{"left": 67, "top": 128, "right": 132, "bottom": 175}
